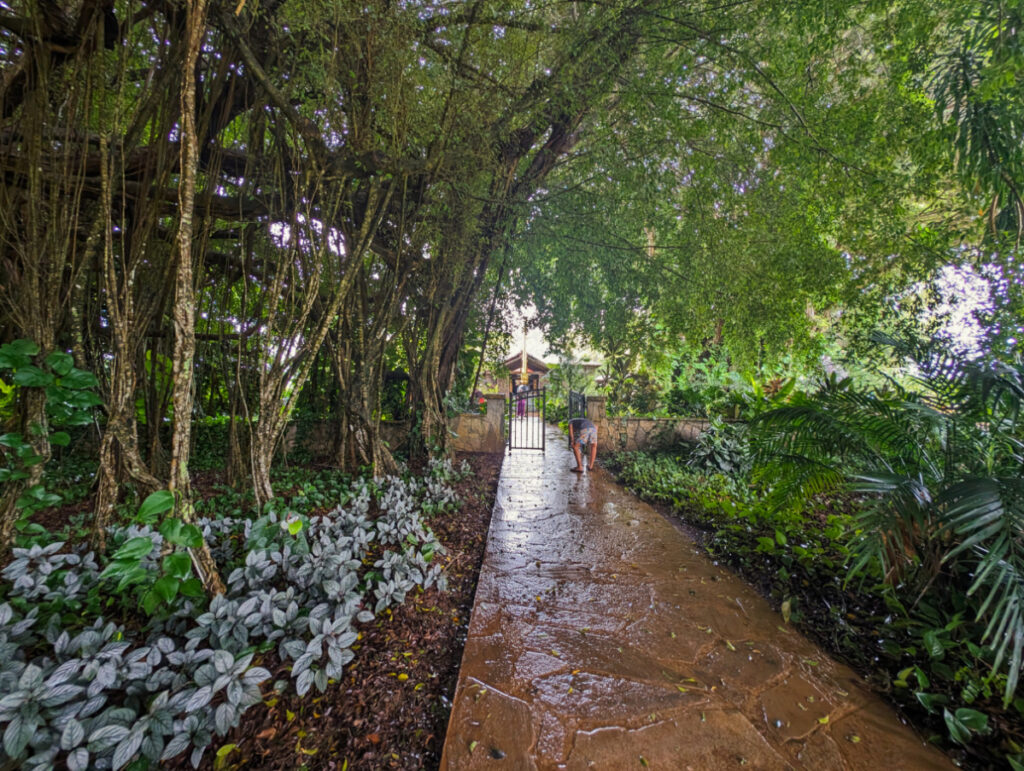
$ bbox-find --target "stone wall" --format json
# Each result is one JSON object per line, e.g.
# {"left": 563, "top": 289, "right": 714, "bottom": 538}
{"left": 284, "top": 393, "right": 507, "bottom": 457}
{"left": 584, "top": 396, "right": 711, "bottom": 453}
{"left": 449, "top": 394, "right": 506, "bottom": 453}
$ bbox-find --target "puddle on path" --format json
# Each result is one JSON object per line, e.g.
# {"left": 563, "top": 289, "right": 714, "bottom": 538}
{"left": 441, "top": 426, "right": 951, "bottom": 770}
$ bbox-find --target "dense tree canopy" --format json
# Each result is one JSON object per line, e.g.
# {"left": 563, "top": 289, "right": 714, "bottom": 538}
{"left": 511, "top": 1, "right": 1024, "bottom": 373}
{"left": 2, "top": 2, "right": 1024, "bottom": 767}
{"left": 0, "top": 0, "right": 1021, "bottom": 558}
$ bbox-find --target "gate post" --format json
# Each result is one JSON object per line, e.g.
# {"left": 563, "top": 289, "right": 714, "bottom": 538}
{"left": 541, "top": 387, "right": 546, "bottom": 452}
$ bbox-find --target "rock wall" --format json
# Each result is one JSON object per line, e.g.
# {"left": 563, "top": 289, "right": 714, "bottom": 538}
{"left": 584, "top": 396, "right": 711, "bottom": 452}
{"left": 450, "top": 395, "right": 506, "bottom": 453}
{"left": 284, "top": 393, "right": 508, "bottom": 457}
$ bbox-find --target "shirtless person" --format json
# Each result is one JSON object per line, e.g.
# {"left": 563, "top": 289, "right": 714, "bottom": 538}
{"left": 568, "top": 417, "right": 598, "bottom": 473}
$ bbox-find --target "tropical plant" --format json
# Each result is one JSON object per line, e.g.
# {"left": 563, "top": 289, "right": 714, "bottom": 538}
{"left": 0, "top": 459, "right": 460, "bottom": 769}
{"left": 752, "top": 332, "right": 1024, "bottom": 704}
{"left": 688, "top": 418, "right": 751, "bottom": 477}
{"left": 740, "top": 375, "right": 797, "bottom": 418}
{"left": 931, "top": 1, "right": 1024, "bottom": 244}
{"left": 0, "top": 340, "right": 101, "bottom": 545}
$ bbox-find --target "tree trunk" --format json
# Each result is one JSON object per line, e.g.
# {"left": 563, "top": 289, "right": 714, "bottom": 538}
{"left": 145, "top": 336, "right": 172, "bottom": 479}
{"left": 248, "top": 183, "right": 393, "bottom": 502}
{"left": 0, "top": 67, "right": 76, "bottom": 553}
{"left": 225, "top": 366, "right": 250, "bottom": 488}
{"left": 328, "top": 330, "right": 398, "bottom": 476}
{"left": 169, "top": 0, "right": 224, "bottom": 596}
{"left": 250, "top": 417, "right": 280, "bottom": 506}
{"left": 93, "top": 356, "right": 162, "bottom": 550}
{"left": 408, "top": 325, "right": 449, "bottom": 461}
{"left": 92, "top": 135, "right": 162, "bottom": 550}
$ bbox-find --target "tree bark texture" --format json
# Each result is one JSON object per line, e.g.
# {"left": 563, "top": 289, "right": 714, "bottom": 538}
{"left": 169, "top": 0, "right": 225, "bottom": 596}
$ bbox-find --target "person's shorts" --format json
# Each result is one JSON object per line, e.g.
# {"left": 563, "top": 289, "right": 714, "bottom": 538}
{"left": 575, "top": 425, "right": 597, "bottom": 446}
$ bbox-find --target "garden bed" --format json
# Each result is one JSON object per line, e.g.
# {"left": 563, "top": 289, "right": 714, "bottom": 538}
{"left": 197, "top": 451, "right": 502, "bottom": 770}
{"left": 0, "top": 452, "right": 502, "bottom": 771}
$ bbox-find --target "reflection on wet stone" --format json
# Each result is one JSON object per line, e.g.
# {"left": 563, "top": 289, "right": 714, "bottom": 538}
{"left": 441, "top": 425, "right": 952, "bottom": 769}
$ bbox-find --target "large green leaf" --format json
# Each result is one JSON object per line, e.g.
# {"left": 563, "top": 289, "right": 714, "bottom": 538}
{"left": 159, "top": 518, "right": 202, "bottom": 549}
{"left": 65, "top": 390, "right": 102, "bottom": 409}
{"left": 162, "top": 552, "right": 192, "bottom": 580}
{"left": 922, "top": 629, "right": 945, "bottom": 659}
{"left": 0, "top": 339, "right": 39, "bottom": 370}
{"left": 13, "top": 366, "right": 53, "bottom": 388}
{"left": 151, "top": 576, "right": 180, "bottom": 604}
{"left": 60, "top": 369, "right": 99, "bottom": 390}
{"left": 138, "top": 491, "right": 175, "bottom": 523}
{"left": 943, "top": 707, "right": 988, "bottom": 745}
{"left": 111, "top": 536, "right": 156, "bottom": 561}
{"left": 44, "top": 352, "right": 74, "bottom": 376}
{"left": 0, "top": 432, "right": 24, "bottom": 448}
{"left": 99, "top": 559, "right": 150, "bottom": 591}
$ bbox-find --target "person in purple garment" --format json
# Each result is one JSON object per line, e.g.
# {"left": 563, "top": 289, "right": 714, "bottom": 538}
{"left": 516, "top": 382, "right": 528, "bottom": 417}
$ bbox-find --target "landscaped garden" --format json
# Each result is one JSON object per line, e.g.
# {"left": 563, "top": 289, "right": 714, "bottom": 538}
{"left": 2, "top": 0, "right": 1024, "bottom": 768}
{"left": 0, "top": 361, "right": 503, "bottom": 768}
{"left": 598, "top": 336, "right": 1024, "bottom": 768}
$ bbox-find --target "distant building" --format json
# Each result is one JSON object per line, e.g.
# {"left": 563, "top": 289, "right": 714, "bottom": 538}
{"left": 564, "top": 358, "right": 604, "bottom": 387}
{"left": 479, "top": 352, "right": 550, "bottom": 394}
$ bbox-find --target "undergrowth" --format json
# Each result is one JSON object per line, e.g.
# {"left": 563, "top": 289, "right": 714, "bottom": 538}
{"left": 608, "top": 449, "right": 1024, "bottom": 770}
{"left": 0, "top": 458, "right": 470, "bottom": 770}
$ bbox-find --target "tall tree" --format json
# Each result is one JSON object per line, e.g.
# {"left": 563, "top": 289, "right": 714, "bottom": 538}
{"left": 168, "top": 0, "right": 224, "bottom": 594}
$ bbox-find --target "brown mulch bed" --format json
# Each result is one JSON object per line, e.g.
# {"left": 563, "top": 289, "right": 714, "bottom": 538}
{"left": 201, "top": 451, "right": 503, "bottom": 771}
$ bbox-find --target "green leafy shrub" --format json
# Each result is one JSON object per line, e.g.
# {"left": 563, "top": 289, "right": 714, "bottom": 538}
{"left": 0, "top": 340, "right": 101, "bottom": 539}
{"left": 739, "top": 375, "right": 796, "bottom": 418}
{"left": 0, "top": 463, "right": 461, "bottom": 769}
{"left": 752, "top": 334, "right": 1024, "bottom": 705}
{"left": 664, "top": 355, "right": 747, "bottom": 418}
{"left": 191, "top": 417, "right": 232, "bottom": 471}
{"left": 687, "top": 417, "right": 751, "bottom": 477}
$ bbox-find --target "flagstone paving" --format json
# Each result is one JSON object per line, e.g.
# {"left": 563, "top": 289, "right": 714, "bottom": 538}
{"left": 440, "top": 425, "right": 952, "bottom": 770}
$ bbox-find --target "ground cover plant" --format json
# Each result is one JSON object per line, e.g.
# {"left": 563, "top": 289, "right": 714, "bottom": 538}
{"left": 607, "top": 335, "right": 1024, "bottom": 769}
{"left": 0, "top": 457, "right": 474, "bottom": 770}
{"left": 204, "top": 451, "right": 502, "bottom": 770}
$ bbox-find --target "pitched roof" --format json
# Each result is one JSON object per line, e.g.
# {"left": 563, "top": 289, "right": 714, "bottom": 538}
{"left": 502, "top": 352, "right": 549, "bottom": 373}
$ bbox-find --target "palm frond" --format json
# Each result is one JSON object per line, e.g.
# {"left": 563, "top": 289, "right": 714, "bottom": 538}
{"left": 965, "top": 360, "right": 1024, "bottom": 430}
{"left": 754, "top": 454, "right": 845, "bottom": 512}
{"left": 847, "top": 496, "right": 922, "bottom": 583}
{"left": 753, "top": 333, "right": 1024, "bottom": 702}
{"left": 938, "top": 476, "right": 1024, "bottom": 704}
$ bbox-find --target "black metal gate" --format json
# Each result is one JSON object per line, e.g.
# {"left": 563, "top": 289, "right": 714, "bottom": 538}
{"left": 568, "top": 390, "right": 587, "bottom": 448}
{"left": 568, "top": 390, "right": 587, "bottom": 421}
{"left": 508, "top": 387, "right": 546, "bottom": 451}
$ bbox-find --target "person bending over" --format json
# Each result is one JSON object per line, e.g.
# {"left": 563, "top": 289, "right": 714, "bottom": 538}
{"left": 568, "top": 417, "right": 598, "bottom": 473}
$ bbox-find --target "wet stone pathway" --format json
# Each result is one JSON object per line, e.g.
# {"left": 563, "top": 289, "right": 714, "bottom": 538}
{"left": 441, "top": 425, "right": 952, "bottom": 770}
